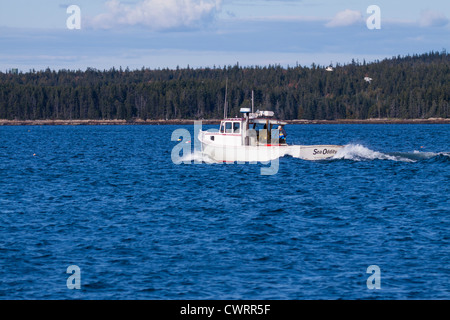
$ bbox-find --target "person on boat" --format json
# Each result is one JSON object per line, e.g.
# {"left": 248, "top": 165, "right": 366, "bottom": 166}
{"left": 278, "top": 125, "right": 287, "bottom": 143}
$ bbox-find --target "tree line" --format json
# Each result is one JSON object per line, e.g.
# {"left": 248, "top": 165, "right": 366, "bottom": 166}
{"left": 0, "top": 51, "right": 448, "bottom": 121}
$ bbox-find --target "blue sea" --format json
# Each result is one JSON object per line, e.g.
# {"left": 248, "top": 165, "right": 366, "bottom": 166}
{"left": 0, "top": 124, "right": 449, "bottom": 300}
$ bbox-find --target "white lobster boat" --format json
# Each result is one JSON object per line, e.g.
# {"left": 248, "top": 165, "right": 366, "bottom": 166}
{"left": 198, "top": 108, "right": 343, "bottom": 162}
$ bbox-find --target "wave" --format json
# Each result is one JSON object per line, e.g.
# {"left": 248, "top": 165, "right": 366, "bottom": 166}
{"left": 179, "top": 150, "right": 219, "bottom": 164}
{"left": 332, "top": 144, "right": 450, "bottom": 163}
{"left": 332, "top": 144, "right": 414, "bottom": 162}
{"left": 180, "top": 145, "right": 449, "bottom": 164}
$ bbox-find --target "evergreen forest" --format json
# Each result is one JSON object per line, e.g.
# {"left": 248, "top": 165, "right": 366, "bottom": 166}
{"left": 0, "top": 51, "right": 448, "bottom": 121}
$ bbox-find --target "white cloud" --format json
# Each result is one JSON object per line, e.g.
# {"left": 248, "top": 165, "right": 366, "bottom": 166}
{"left": 419, "top": 10, "right": 449, "bottom": 27}
{"left": 89, "top": 0, "right": 222, "bottom": 30}
{"left": 325, "top": 9, "right": 363, "bottom": 28}
{"left": 229, "top": 15, "right": 327, "bottom": 23}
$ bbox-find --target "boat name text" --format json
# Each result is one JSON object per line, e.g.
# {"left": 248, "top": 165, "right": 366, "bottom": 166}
{"left": 313, "top": 148, "right": 338, "bottom": 156}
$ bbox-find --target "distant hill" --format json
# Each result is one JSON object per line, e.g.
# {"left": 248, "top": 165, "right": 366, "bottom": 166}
{"left": 0, "top": 51, "right": 448, "bottom": 121}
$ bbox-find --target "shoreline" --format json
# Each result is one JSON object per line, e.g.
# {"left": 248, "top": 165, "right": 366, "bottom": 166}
{"left": 0, "top": 118, "right": 449, "bottom": 126}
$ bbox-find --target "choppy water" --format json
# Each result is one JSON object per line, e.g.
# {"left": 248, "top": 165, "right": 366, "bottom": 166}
{"left": 0, "top": 124, "right": 449, "bottom": 300}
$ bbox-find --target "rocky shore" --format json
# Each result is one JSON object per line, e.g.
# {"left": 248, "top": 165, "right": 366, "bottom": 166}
{"left": 0, "top": 118, "right": 449, "bottom": 126}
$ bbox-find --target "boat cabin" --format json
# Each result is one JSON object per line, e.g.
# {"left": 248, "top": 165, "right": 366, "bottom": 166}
{"left": 205, "top": 109, "right": 287, "bottom": 147}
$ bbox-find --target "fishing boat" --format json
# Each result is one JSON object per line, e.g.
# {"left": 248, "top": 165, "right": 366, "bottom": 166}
{"left": 198, "top": 90, "right": 343, "bottom": 162}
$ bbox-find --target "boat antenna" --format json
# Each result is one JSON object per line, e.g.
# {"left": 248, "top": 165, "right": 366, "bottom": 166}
{"left": 224, "top": 78, "right": 228, "bottom": 119}
{"left": 251, "top": 90, "right": 254, "bottom": 114}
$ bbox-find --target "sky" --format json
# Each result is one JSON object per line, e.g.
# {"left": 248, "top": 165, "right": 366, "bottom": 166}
{"left": 0, "top": 0, "right": 449, "bottom": 71}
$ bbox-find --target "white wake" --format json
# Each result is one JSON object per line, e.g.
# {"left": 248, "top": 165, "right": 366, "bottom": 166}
{"left": 331, "top": 144, "right": 448, "bottom": 162}
{"left": 179, "top": 145, "right": 449, "bottom": 164}
{"left": 179, "top": 150, "right": 219, "bottom": 164}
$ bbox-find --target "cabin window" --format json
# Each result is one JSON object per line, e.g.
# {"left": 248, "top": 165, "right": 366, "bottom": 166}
{"left": 233, "top": 122, "right": 240, "bottom": 133}
{"left": 220, "top": 123, "right": 225, "bottom": 133}
{"left": 225, "top": 122, "right": 233, "bottom": 133}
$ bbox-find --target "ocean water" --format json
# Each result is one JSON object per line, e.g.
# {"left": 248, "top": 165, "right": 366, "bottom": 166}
{"left": 0, "top": 124, "right": 449, "bottom": 300}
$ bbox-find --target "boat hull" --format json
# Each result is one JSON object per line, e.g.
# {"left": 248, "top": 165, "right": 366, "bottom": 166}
{"left": 284, "top": 145, "right": 343, "bottom": 160}
{"left": 200, "top": 139, "right": 343, "bottom": 162}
